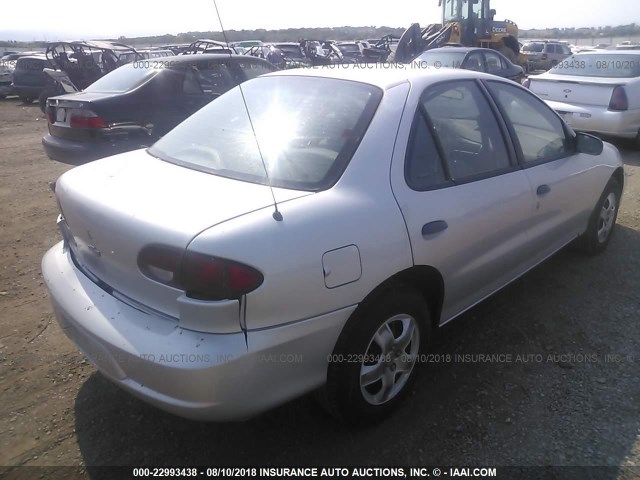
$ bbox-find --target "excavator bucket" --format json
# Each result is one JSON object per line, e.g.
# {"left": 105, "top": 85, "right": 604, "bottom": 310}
{"left": 394, "top": 23, "right": 424, "bottom": 63}
{"left": 395, "top": 22, "right": 454, "bottom": 63}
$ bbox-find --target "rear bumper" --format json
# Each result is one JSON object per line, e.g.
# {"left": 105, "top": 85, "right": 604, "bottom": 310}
{"left": 42, "top": 243, "right": 353, "bottom": 421}
{"left": 12, "top": 84, "right": 44, "bottom": 97}
{"left": 42, "top": 133, "right": 148, "bottom": 164}
{"left": 555, "top": 106, "right": 640, "bottom": 139}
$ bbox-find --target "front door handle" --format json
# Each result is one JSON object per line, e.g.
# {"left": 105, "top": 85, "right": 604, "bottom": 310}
{"left": 422, "top": 220, "right": 448, "bottom": 237}
{"left": 537, "top": 184, "right": 551, "bottom": 196}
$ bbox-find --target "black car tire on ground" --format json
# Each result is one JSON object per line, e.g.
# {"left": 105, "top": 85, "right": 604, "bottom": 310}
{"left": 322, "top": 286, "right": 430, "bottom": 424}
{"left": 574, "top": 177, "right": 621, "bottom": 255}
{"left": 20, "top": 96, "right": 34, "bottom": 104}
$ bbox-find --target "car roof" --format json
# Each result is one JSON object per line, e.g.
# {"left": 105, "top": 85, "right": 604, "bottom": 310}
{"left": 574, "top": 50, "right": 640, "bottom": 56}
{"left": 267, "top": 64, "right": 509, "bottom": 90}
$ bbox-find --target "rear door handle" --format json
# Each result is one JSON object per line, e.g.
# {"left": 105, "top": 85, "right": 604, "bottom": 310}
{"left": 537, "top": 184, "right": 551, "bottom": 196}
{"left": 422, "top": 220, "right": 448, "bottom": 237}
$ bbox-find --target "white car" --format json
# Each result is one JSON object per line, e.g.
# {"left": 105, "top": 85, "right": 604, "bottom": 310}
{"left": 526, "top": 51, "right": 640, "bottom": 148}
{"left": 43, "top": 66, "right": 624, "bottom": 424}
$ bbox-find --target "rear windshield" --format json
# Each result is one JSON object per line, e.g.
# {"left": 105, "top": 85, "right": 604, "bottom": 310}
{"left": 524, "top": 43, "right": 544, "bottom": 53}
{"left": 84, "top": 63, "right": 161, "bottom": 93}
{"left": 149, "top": 76, "right": 382, "bottom": 191}
{"left": 15, "top": 58, "right": 47, "bottom": 70}
{"left": 549, "top": 54, "right": 640, "bottom": 78}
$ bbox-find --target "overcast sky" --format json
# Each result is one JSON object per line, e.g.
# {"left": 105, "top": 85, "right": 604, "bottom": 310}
{"left": 1, "top": 0, "right": 638, "bottom": 41}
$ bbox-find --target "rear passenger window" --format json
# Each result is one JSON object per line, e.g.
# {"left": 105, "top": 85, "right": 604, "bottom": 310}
{"left": 421, "top": 81, "right": 511, "bottom": 180}
{"left": 405, "top": 111, "right": 447, "bottom": 190}
{"left": 486, "top": 81, "right": 572, "bottom": 163}
{"left": 183, "top": 63, "right": 235, "bottom": 96}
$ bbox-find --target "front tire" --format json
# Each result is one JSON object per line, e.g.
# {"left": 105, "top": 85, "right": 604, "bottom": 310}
{"left": 323, "top": 287, "right": 430, "bottom": 424}
{"left": 575, "top": 177, "right": 621, "bottom": 255}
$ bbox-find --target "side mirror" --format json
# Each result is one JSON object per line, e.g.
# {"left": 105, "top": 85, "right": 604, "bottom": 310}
{"left": 575, "top": 132, "right": 604, "bottom": 156}
{"left": 489, "top": 9, "right": 496, "bottom": 18}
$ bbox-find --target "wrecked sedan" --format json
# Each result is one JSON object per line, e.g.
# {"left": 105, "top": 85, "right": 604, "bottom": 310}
{"left": 42, "top": 54, "right": 276, "bottom": 163}
{"left": 43, "top": 66, "right": 624, "bottom": 423}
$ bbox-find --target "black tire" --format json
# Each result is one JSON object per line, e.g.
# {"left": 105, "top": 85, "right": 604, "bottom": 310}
{"left": 574, "top": 177, "right": 621, "bottom": 255}
{"left": 323, "top": 286, "right": 430, "bottom": 424}
{"left": 38, "top": 90, "right": 53, "bottom": 114}
{"left": 19, "top": 96, "right": 34, "bottom": 104}
{"left": 635, "top": 130, "right": 640, "bottom": 151}
{"left": 0, "top": 94, "right": 6, "bottom": 100}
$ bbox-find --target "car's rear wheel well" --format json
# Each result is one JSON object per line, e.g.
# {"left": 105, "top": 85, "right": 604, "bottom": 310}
{"left": 358, "top": 266, "right": 444, "bottom": 330}
{"left": 613, "top": 167, "right": 624, "bottom": 192}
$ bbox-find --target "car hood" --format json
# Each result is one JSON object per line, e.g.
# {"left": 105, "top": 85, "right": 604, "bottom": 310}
{"left": 55, "top": 148, "right": 311, "bottom": 317}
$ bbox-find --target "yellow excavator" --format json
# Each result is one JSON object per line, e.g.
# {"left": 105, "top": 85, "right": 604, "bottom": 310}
{"left": 394, "top": 0, "right": 527, "bottom": 69}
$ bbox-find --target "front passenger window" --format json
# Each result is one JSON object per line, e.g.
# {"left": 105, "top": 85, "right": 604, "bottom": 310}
{"left": 486, "top": 81, "right": 572, "bottom": 163}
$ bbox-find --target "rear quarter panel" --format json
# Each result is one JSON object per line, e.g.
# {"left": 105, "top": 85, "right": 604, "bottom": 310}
{"left": 187, "top": 83, "right": 414, "bottom": 330}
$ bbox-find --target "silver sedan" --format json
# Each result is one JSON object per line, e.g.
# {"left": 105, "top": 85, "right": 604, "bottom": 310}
{"left": 43, "top": 66, "right": 624, "bottom": 424}
{"left": 527, "top": 51, "right": 640, "bottom": 148}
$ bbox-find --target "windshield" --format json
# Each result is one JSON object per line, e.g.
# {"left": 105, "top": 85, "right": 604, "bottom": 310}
{"left": 444, "top": 0, "right": 468, "bottom": 21}
{"left": 84, "top": 63, "right": 161, "bottom": 93}
{"left": 413, "top": 51, "right": 467, "bottom": 68}
{"left": 549, "top": 54, "right": 640, "bottom": 78}
{"left": 149, "top": 76, "right": 382, "bottom": 191}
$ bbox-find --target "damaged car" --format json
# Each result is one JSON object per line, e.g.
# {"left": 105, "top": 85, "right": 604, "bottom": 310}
{"left": 42, "top": 54, "right": 276, "bottom": 163}
{"left": 39, "top": 40, "right": 144, "bottom": 112}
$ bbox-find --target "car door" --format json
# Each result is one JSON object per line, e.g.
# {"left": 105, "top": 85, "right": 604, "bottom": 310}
{"left": 391, "top": 79, "right": 536, "bottom": 323}
{"left": 483, "top": 50, "right": 505, "bottom": 77}
{"left": 462, "top": 51, "right": 486, "bottom": 73}
{"left": 484, "top": 80, "right": 600, "bottom": 264}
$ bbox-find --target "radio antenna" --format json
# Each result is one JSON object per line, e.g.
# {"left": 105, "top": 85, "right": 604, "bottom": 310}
{"left": 213, "top": 0, "right": 283, "bottom": 222}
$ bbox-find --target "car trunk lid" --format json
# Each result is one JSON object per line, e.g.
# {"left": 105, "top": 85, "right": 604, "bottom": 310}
{"left": 55, "top": 149, "right": 310, "bottom": 319}
{"left": 529, "top": 74, "right": 633, "bottom": 107}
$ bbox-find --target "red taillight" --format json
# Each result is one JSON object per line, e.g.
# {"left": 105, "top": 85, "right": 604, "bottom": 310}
{"left": 182, "top": 251, "right": 264, "bottom": 301}
{"left": 137, "top": 245, "right": 264, "bottom": 301}
{"left": 608, "top": 86, "right": 628, "bottom": 111}
{"left": 69, "top": 114, "right": 108, "bottom": 129}
{"left": 137, "top": 245, "right": 182, "bottom": 288}
{"left": 47, "top": 107, "right": 55, "bottom": 124}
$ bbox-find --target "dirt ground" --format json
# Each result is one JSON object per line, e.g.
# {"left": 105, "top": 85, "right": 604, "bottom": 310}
{"left": 0, "top": 97, "right": 639, "bottom": 478}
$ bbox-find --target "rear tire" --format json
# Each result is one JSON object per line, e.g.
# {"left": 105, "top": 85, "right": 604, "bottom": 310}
{"left": 39, "top": 90, "right": 51, "bottom": 114}
{"left": 322, "top": 286, "right": 430, "bottom": 425}
{"left": 574, "top": 177, "right": 621, "bottom": 255}
{"left": 19, "top": 96, "right": 34, "bottom": 104}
